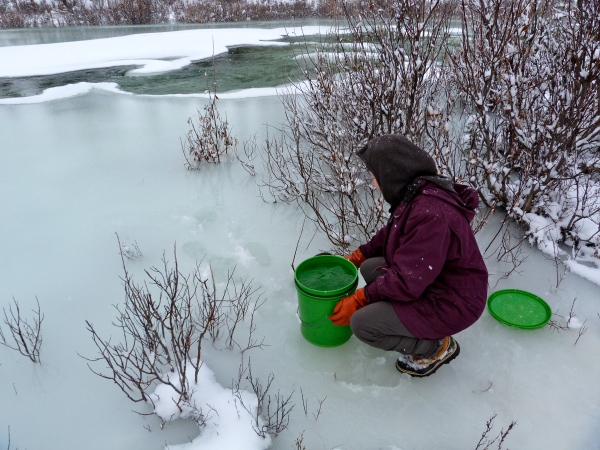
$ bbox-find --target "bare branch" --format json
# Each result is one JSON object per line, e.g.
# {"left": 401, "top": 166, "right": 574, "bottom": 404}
{"left": 0, "top": 296, "right": 43, "bottom": 364}
{"left": 474, "top": 413, "right": 517, "bottom": 450}
{"left": 312, "top": 396, "right": 326, "bottom": 421}
{"left": 232, "top": 356, "right": 295, "bottom": 438}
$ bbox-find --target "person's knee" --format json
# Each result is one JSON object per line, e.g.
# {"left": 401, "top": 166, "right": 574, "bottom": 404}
{"left": 360, "top": 257, "right": 386, "bottom": 284}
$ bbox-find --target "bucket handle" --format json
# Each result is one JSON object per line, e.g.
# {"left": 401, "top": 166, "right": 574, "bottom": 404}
{"left": 296, "top": 307, "right": 332, "bottom": 328}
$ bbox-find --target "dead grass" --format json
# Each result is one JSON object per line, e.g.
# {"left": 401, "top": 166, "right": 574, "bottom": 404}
{"left": 0, "top": 0, "right": 355, "bottom": 28}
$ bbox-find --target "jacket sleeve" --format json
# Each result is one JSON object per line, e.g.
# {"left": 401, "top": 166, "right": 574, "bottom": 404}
{"left": 364, "top": 201, "right": 452, "bottom": 303}
{"left": 358, "top": 222, "right": 389, "bottom": 259}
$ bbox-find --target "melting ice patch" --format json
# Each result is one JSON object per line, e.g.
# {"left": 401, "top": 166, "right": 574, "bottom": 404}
{"left": 234, "top": 245, "right": 257, "bottom": 266}
{"left": 0, "top": 82, "right": 127, "bottom": 104}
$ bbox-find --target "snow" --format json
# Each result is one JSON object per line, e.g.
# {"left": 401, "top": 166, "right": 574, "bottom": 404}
{"left": 565, "top": 259, "right": 600, "bottom": 285}
{"left": 0, "top": 26, "right": 326, "bottom": 77}
{"left": 1, "top": 25, "right": 600, "bottom": 450}
{"left": 0, "top": 81, "right": 299, "bottom": 104}
{"left": 567, "top": 317, "right": 584, "bottom": 330}
{"left": 150, "top": 363, "right": 272, "bottom": 450}
{"left": 0, "top": 81, "right": 128, "bottom": 104}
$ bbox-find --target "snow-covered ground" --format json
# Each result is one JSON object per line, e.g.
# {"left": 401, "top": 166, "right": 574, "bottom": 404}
{"left": 1, "top": 26, "right": 599, "bottom": 450}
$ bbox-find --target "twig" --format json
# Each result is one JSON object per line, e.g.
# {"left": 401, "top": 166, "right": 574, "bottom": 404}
{"left": 291, "top": 217, "right": 307, "bottom": 272}
{"left": 116, "top": 233, "right": 143, "bottom": 260}
{"left": 300, "top": 388, "right": 308, "bottom": 415}
{"left": 472, "top": 381, "right": 493, "bottom": 393}
{"left": 474, "top": 413, "right": 517, "bottom": 450}
{"left": 574, "top": 321, "right": 588, "bottom": 346}
{"left": 312, "top": 396, "right": 326, "bottom": 420}
{"left": 294, "top": 431, "right": 306, "bottom": 450}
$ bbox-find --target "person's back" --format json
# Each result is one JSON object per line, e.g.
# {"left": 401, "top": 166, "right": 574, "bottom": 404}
{"left": 376, "top": 181, "right": 488, "bottom": 340}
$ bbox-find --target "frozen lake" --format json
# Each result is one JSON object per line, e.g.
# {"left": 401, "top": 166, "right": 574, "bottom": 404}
{"left": 1, "top": 23, "right": 600, "bottom": 450}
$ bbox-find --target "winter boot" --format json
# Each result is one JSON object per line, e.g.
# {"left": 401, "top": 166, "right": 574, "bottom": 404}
{"left": 395, "top": 336, "right": 460, "bottom": 377}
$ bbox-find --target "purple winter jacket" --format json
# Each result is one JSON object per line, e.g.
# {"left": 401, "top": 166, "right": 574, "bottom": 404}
{"left": 359, "top": 181, "right": 488, "bottom": 339}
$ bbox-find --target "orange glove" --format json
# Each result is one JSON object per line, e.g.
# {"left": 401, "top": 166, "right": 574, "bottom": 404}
{"left": 345, "top": 248, "right": 366, "bottom": 268}
{"left": 329, "top": 288, "right": 368, "bottom": 326}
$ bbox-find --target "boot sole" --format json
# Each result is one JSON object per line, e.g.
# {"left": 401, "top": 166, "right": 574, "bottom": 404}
{"left": 395, "top": 341, "right": 460, "bottom": 378}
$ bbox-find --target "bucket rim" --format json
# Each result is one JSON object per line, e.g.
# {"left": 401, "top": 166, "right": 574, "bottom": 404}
{"left": 294, "top": 278, "right": 358, "bottom": 299}
{"left": 294, "top": 254, "right": 358, "bottom": 297}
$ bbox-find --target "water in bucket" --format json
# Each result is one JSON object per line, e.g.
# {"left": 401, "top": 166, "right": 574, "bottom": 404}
{"left": 295, "top": 262, "right": 356, "bottom": 293}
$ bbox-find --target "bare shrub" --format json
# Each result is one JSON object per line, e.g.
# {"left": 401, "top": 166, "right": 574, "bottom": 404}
{"left": 259, "top": 100, "right": 386, "bottom": 251}
{"left": 0, "top": 0, "right": 319, "bottom": 28}
{"left": 293, "top": 431, "right": 306, "bottom": 450}
{"left": 182, "top": 94, "right": 237, "bottom": 168}
{"left": 82, "top": 243, "right": 265, "bottom": 415}
{"left": 299, "top": 387, "right": 327, "bottom": 420}
{"left": 0, "top": 297, "right": 43, "bottom": 364}
{"left": 0, "top": 9, "right": 25, "bottom": 28}
{"left": 446, "top": 0, "right": 600, "bottom": 262}
{"left": 259, "top": 0, "right": 455, "bottom": 250}
{"left": 79, "top": 241, "right": 295, "bottom": 439}
{"left": 180, "top": 0, "right": 314, "bottom": 23}
{"left": 111, "top": 0, "right": 153, "bottom": 24}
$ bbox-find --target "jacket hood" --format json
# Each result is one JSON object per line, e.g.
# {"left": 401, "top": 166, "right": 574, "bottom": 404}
{"left": 417, "top": 182, "right": 480, "bottom": 223}
{"left": 452, "top": 183, "right": 480, "bottom": 223}
{"left": 357, "top": 134, "right": 438, "bottom": 207}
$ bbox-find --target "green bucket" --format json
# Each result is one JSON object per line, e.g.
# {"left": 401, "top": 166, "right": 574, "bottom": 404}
{"left": 294, "top": 255, "right": 358, "bottom": 347}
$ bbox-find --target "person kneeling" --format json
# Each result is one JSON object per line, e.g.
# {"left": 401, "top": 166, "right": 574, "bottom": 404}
{"left": 330, "top": 134, "right": 488, "bottom": 378}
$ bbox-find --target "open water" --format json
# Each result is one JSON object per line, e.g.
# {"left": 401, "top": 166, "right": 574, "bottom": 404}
{"left": 0, "top": 20, "right": 331, "bottom": 98}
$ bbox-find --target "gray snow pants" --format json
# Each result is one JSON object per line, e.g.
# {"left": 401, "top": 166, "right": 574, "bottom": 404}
{"left": 350, "top": 257, "right": 441, "bottom": 358}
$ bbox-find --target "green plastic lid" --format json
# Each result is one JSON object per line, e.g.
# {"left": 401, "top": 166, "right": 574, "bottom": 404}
{"left": 295, "top": 255, "right": 358, "bottom": 297}
{"left": 487, "top": 289, "right": 552, "bottom": 330}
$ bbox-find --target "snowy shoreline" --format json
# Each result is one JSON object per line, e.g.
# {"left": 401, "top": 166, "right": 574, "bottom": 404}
{"left": 0, "top": 81, "right": 285, "bottom": 104}
{"left": 0, "top": 25, "right": 324, "bottom": 103}
{"left": 0, "top": 25, "right": 326, "bottom": 77}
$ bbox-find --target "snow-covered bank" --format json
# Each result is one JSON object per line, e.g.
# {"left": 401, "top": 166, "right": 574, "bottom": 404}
{"left": 0, "top": 26, "right": 325, "bottom": 77}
